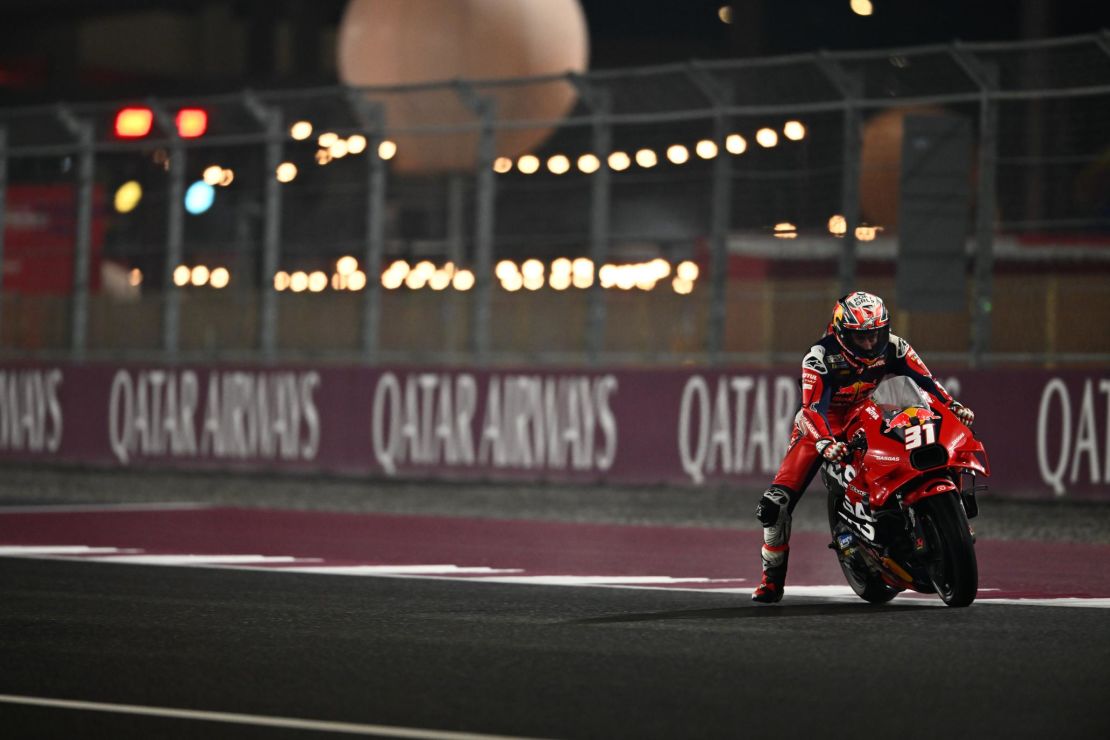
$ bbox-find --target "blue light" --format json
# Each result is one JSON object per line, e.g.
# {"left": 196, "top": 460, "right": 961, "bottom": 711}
{"left": 184, "top": 181, "right": 215, "bottom": 215}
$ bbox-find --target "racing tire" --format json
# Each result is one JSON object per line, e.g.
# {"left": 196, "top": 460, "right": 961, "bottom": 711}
{"left": 915, "top": 492, "right": 978, "bottom": 607}
{"left": 826, "top": 491, "right": 900, "bottom": 604}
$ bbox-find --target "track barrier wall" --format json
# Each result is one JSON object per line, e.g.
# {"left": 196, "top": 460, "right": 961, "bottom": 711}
{"left": 1, "top": 361, "right": 1107, "bottom": 501}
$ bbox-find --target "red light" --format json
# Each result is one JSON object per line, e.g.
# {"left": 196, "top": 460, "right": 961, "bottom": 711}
{"left": 115, "top": 107, "right": 154, "bottom": 138}
{"left": 176, "top": 108, "right": 208, "bottom": 138}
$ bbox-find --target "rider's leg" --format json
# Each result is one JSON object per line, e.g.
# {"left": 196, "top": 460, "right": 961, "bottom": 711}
{"left": 752, "top": 430, "right": 821, "bottom": 603}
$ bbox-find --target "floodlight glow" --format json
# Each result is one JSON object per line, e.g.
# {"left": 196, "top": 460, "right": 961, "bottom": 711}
{"left": 202, "top": 165, "right": 224, "bottom": 185}
{"left": 517, "top": 155, "right": 540, "bottom": 174}
{"left": 783, "top": 120, "right": 806, "bottom": 141}
{"left": 695, "top": 140, "right": 718, "bottom": 159}
{"left": 666, "top": 145, "right": 690, "bottom": 165}
{"left": 115, "top": 107, "right": 153, "bottom": 138}
{"left": 405, "top": 268, "right": 429, "bottom": 290}
{"left": 336, "top": 256, "right": 358, "bottom": 276}
{"left": 676, "top": 260, "right": 699, "bottom": 282}
{"left": 290, "top": 121, "right": 313, "bottom": 140}
{"left": 175, "top": 108, "right": 208, "bottom": 138}
{"left": 756, "top": 128, "right": 779, "bottom": 148}
{"left": 276, "top": 162, "right": 298, "bottom": 183}
{"left": 184, "top": 181, "right": 215, "bottom": 215}
{"left": 308, "top": 271, "right": 328, "bottom": 292}
{"left": 547, "top": 155, "right": 570, "bottom": 175}
{"left": 113, "top": 181, "right": 142, "bottom": 214}
{"left": 347, "top": 135, "right": 367, "bottom": 154}
{"left": 429, "top": 269, "right": 452, "bottom": 291}
{"left": 572, "top": 258, "right": 594, "bottom": 288}
{"left": 607, "top": 151, "right": 631, "bottom": 171}
{"left": 452, "top": 269, "right": 475, "bottom": 291}
{"left": 851, "top": 0, "right": 874, "bottom": 17}
{"left": 329, "top": 140, "right": 349, "bottom": 159}
{"left": 521, "top": 259, "right": 544, "bottom": 281}
{"left": 378, "top": 140, "right": 397, "bottom": 160}
{"left": 209, "top": 267, "right": 230, "bottom": 289}
{"left": 855, "top": 225, "right": 881, "bottom": 241}
{"left": 550, "top": 272, "right": 571, "bottom": 290}
{"left": 190, "top": 265, "right": 210, "bottom": 287}
{"left": 773, "top": 222, "right": 798, "bottom": 239}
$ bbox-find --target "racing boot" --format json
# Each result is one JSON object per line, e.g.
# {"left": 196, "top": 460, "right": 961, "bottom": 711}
{"left": 753, "top": 487, "right": 793, "bottom": 604}
{"left": 752, "top": 549, "right": 789, "bottom": 604}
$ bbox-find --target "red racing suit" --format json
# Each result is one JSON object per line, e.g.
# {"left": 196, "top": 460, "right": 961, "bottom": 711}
{"left": 772, "top": 332, "right": 955, "bottom": 496}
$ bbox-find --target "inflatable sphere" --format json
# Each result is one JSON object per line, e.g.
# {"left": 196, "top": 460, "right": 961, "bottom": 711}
{"left": 337, "top": 0, "right": 589, "bottom": 174}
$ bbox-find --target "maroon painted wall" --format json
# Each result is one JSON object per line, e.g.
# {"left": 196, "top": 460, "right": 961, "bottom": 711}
{"left": 1, "top": 362, "right": 1107, "bottom": 500}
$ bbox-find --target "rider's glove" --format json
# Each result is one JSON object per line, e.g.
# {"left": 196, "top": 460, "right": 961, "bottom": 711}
{"left": 950, "top": 401, "right": 975, "bottom": 427}
{"left": 815, "top": 437, "right": 848, "bottom": 463}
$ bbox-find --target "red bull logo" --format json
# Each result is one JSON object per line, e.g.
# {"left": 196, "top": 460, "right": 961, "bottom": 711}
{"left": 885, "top": 406, "right": 939, "bottom": 431}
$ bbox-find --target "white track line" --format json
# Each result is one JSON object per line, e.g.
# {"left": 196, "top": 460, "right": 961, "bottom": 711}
{"left": 0, "top": 502, "right": 213, "bottom": 513}
{"left": 0, "top": 694, "right": 542, "bottom": 739}
{"left": 0, "top": 546, "right": 142, "bottom": 555}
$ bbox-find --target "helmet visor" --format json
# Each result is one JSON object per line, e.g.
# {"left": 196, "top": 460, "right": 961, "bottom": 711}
{"left": 845, "top": 326, "right": 889, "bottom": 359}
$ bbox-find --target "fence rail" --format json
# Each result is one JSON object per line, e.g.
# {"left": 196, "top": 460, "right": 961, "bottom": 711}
{"left": 2, "top": 32, "right": 1109, "bottom": 367}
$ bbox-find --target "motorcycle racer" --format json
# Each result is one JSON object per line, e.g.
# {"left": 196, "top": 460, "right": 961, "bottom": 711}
{"left": 752, "top": 291, "right": 976, "bottom": 603}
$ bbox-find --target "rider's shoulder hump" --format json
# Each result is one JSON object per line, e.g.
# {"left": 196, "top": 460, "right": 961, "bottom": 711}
{"left": 803, "top": 344, "right": 828, "bottom": 374}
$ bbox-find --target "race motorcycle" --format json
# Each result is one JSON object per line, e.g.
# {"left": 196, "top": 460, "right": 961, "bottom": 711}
{"left": 822, "top": 376, "right": 989, "bottom": 607}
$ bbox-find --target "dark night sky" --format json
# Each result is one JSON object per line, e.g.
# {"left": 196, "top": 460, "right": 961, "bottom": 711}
{"left": 0, "top": 0, "right": 1107, "bottom": 103}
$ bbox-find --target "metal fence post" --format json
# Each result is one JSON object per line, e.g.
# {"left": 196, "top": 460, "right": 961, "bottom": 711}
{"left": 244, "top": 93, "right": 283, "bottom": 361}
{"left": 455, "top": 84, "right": 496, "bottom": 360}
{"left": 952, "top": 46, "right": 999, "bottom": 368}
{"left": 347, "top": 92, "right": 387, "bottom": 362}
{"left": 817, "top": 54, "right": 862, "bottom": 297}
{"left": 149, "top": 100, "right": 185, "bottom": 359}
{"left": 0, "top": 126, "right": 7, "bottom": 346}
{"left": 56, "top": 106, "right": 94, "bottom": 360}
{"left": 687, "top": 64, "right": 733, "bottom": 363}
{"left": 571, "top": 75, "right": 612, "bottom": 364}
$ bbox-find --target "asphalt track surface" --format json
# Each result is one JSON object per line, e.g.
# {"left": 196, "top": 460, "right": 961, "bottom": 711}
{"left": 2, "top": 467, "right": 1110, "bottom": 739}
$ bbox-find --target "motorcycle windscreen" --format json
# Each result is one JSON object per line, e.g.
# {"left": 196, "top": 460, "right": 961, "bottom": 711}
{"left": 869, "top": 376, "right": 932, "bottom": 411}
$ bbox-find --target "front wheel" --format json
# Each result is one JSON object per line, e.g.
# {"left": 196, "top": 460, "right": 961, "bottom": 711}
{"left": 915, "top": 492, "right": 978, "bottom": 607}
{"left": 827, "top": 491, "right": 899, "bottom": 604}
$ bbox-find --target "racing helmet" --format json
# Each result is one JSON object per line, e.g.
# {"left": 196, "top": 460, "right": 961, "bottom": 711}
{"left": 831, "top": 291, "right": 890, "bottom": 362}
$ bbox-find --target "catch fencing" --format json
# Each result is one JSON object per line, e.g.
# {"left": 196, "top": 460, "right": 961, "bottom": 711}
{"left": 1, "top": 33, "right": 1109, "bottom": 367}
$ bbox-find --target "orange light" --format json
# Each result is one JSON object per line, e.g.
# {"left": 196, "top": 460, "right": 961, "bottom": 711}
{"left": 175, "top": 108, "right": 208, "bottom": 138}
{"left": 114, "top": 107, "right": 154, "bottom": 138}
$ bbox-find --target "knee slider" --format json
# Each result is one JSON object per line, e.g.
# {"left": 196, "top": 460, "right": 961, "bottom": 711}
{"left": 755, "top": 487, "right": 792, "bottom": 527}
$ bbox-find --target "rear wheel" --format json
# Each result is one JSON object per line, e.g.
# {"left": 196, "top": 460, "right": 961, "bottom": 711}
{"left": 915, "top": 492, "right": 978, "bottom": 607}
{"left": 827, "top": 491, "right": 899, "bottom": 604}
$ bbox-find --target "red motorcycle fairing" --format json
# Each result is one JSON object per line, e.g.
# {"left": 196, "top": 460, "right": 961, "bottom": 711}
{"left": 843, "top": 395, "right": 989, "bottom": 510}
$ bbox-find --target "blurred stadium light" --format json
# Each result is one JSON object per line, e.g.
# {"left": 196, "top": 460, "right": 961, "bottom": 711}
{"left": 1, "top": 33, "right": 1110, "bottom": 366}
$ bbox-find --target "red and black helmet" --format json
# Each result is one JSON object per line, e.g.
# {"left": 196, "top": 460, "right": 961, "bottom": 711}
{"left": 830, "top": 291, "right": 890, "bottom": 363}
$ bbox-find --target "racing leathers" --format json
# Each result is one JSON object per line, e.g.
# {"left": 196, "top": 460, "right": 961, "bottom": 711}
{"left": 754, "top": 332, "right": 963, "bottom": 598}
